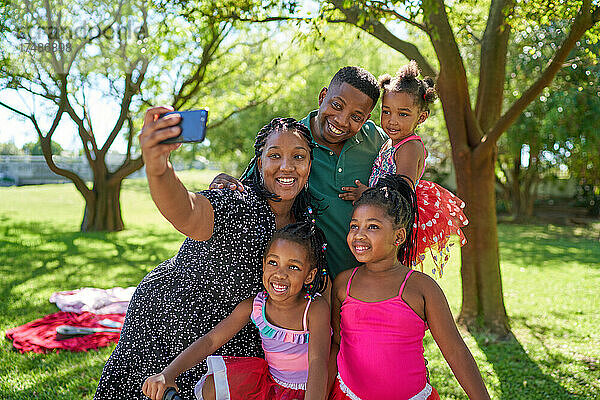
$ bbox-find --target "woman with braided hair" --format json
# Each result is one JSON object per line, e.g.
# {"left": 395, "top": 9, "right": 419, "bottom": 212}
{"left": 95, "top": 108, "right": 319, "bottom": 400}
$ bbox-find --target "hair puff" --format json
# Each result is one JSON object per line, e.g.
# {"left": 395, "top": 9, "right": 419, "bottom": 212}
{"left": 380, "top": 60, "right": 438, "bottom": 111}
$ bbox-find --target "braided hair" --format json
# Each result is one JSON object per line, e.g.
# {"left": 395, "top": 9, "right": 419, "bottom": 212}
{"left": 378, "top": 60, "right": 437, "bottom": 111}
{"left": 264, "top": 221, "right": 329, "bottom": 298}
{"left": 330, "top": 66, "right": 380, "bottom": 108}
{"left": 354, "top": 174, "right": 419, "bottom": 267}
{"left": 241, "top": 117, "right": 318, "bottom": 221}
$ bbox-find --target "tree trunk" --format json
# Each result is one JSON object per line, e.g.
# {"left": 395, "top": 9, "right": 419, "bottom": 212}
{"left": 455, "top": 145, "right": 510, "bottom": 336}
{"left": 81, "top": 179, "right": 124, "bottom": 232}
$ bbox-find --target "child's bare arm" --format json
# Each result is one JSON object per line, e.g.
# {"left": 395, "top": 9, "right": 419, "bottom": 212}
{"left": 327, "top": 270, "right": 350, "bottom": 393}
{"left": 142, "top": 298, "right": 253, "bottom": 400}
{"left": 422, "top": 277, "right": 491, "bottom": 400}
{"left": 393, "top": 141, "right": 425, "bottom": 185}
{"left": 305, "top": 298, "right": 332, "bottom": 400}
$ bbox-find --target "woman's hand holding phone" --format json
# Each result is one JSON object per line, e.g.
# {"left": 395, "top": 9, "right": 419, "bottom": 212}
{"left": 139, "top": 106, "right": 182, "bottom": 177}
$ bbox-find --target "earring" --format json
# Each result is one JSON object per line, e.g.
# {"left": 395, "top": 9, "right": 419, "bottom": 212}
{"left": 304, "top": 180, "right": 309, "bottom": 190}
{"left": 394, "top": 240, "right": 400, "bottom": 246}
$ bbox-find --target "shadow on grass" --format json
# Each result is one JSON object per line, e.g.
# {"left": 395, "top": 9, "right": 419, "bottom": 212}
{"left": 0, "top": 346, "right": 113, "bottom": 400}
{"left": 497, "top": 224, "right": 599, "bottom": 268}
{"left": 470, "top": 328, "right": 588, "bottom": 400}
{"left": 0, "top": 217, "right": 183, "bottom": 324}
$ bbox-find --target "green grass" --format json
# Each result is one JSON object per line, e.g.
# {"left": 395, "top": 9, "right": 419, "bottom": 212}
{"left": 1, "top": 171, "right": 599, "bottom": 399}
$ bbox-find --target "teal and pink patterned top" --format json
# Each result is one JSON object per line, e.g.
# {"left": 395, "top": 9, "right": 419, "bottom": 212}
{"left": 369, "top": 134, "right": 427, "bottom": 187}
{"left": 250, "top": 291, "right": 312, "bottom": 389}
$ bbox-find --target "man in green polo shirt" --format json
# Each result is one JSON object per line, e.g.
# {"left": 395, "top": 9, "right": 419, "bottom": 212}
{"left": 211, "top": 66, "right": 386, "bottom": 277}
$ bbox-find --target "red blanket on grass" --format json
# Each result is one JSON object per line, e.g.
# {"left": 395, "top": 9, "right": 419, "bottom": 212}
{"left": 5, "top": 311, "right": 124, "bottom": 353}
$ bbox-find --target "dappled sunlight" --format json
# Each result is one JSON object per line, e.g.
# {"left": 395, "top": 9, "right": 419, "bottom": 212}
{"left": 498, "top": 224, "right": 599, "bottom": 268}
{"left": 0, "top": 345, "right": 114, "bottom": 399}
{"left": 0, "top": 218, "right": 184, "bottom": 327}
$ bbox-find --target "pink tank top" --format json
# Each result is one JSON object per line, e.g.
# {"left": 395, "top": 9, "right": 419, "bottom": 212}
{"left": 337, "top": 269, "right": 428, "bottom": 399}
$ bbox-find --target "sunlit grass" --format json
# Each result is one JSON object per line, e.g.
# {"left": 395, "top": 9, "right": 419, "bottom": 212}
{"left": 1, "top": 172, "right": 598, "bottom": 399}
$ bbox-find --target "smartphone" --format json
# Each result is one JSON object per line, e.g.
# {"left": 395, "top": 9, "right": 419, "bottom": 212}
{"left": 160, "top": 109, "right": 208, "bottom": 144}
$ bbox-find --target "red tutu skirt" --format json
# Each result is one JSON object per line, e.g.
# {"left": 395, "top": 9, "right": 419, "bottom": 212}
{"left": 329, "top": 374, "right": 440, "bottom": 400}
{"left": 194, "top": 356, "right": 305, "bottom": 400}
{"left": 414, "top": 180, "right": 468, "bottom": 278}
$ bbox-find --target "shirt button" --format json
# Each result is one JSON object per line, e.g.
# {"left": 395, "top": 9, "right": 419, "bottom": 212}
{"left": 329, "top": 151, "right": 334, "bottom": 156}
{"left": 338, "top": 168, "right": 343, "bottom": 173}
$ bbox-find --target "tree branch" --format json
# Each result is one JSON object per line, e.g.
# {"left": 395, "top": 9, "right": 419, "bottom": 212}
{"left": 474, "top": 0, "right": 514, "bottom": 132}
{"left": 0, "top": 101, "right": 32, "bottom": 121}
{"left": 173, "top": 24, "right": 228, "bottom": 109}
{"left": 100, "top": 57, "right": 149, "bottom": 156}
{"left": 60, "top": 75, "right": 97, "bottom": 167}
{"left": 221, "top": 15, "right": 310, "bottom": 23}
{"left": 0, "top": 99, "right": 91, "bottom": 196}
{"left": 474, "top": 0, "right": 599, "bottom": 163}
{"left": 330, "top": 0, "right": 436, "bottom": 77}
{"left": 420, "top": 0, "right": 481, "bottom": 154}
{"left": 365, "top": 0, "right": 428, "bottom": 31}
{"left": 207, "top": 57, "right": 331, "bottom": 130}
{"left": 109, "top": 156, "right": 143, "bottom": 184}
{"left": 220, "top": 2, "right": 436, "bottom": 75}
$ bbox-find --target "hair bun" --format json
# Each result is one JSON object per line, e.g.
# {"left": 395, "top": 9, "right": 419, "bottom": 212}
{"left": 378, "top": 73, "right": 392, "bottom": 89}
{"left": 398, "top": 60, "right": 421, "bottom": 81}
{"left": 424, "top": 87, "right": 438, "bottom": 104}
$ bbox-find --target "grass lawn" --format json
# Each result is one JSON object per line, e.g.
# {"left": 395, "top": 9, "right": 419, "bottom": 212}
{"left": 1, "top": 170, "right": 599, "bottom": 399}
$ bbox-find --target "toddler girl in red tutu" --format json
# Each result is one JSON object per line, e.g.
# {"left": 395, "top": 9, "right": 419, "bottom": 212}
{"left": 341, "top": 61, "right": 468, "bottom": 277}
{"left": 143, "top": 221, "right": 331, "bottom": 400}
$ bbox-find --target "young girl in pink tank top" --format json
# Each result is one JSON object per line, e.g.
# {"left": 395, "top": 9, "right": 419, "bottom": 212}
{"left": 142, "top": 222, "right": 331, "bottom": 400}
{"left": 340, "top": 61, "right": 468, "bottom": 277}
{"left": 330, "top": 175, "right": 490, "bottom": 400}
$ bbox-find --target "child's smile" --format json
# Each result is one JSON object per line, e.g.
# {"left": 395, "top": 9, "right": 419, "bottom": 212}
{"left": 347, "top": 204, "right": 404, "bottom": 265}
{"left": 263, "top": 239, "right": 316, "bottom": 301}
{"left": 381, "top": 91, "right": 428, "bottom": 144}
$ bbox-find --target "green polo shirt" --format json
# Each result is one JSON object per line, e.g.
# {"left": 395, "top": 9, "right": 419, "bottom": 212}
{"left": 298, "top": 111, "right": 387, "bottom": 277}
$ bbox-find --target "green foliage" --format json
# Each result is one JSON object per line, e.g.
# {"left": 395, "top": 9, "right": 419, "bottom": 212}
{"left": 21, "top": 140, "right": 63, "bottom": 155}
{"left": 498, "top": 20, "right": 600, "bottom": 215}
{"left": 0, "top": 180, "right": 599, "bottom": 398}
{"left": 0, "top": 142, "right": 23, "bottom": 155}
{"left": 185, "top": 22, "right": 439, "bottom": 173}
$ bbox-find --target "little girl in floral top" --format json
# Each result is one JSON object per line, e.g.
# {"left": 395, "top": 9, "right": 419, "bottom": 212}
{"left": 143, "top": 222, "right": 331, "bottom": 400}
{"left": 341, "top": 61, "right": 468, "bottom": 277}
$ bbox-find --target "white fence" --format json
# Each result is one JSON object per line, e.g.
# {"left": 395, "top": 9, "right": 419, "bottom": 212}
{"left": 0, "top": 155, "right": 145, "bottom": 186}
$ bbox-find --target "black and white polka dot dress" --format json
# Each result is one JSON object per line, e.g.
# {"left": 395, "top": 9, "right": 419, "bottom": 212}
{"left": 95, "top": 187, "right": 275, "bottom": 400}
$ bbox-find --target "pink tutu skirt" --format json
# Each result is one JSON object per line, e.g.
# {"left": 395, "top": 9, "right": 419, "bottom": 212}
{"left": 413, "top": 180, "right": 468, "bottom": 277}
{"left": 195, "top": 356, "right": 305, "bottom": 400}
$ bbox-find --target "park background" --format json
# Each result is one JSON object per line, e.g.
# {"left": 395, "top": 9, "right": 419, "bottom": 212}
{"left": 0, "top": 1, "right": 599, "bottom": 399}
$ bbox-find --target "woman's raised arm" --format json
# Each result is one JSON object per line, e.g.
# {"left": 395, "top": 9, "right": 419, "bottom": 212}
{"left": 140, "top": 106, "right": 214, "bottom": 241}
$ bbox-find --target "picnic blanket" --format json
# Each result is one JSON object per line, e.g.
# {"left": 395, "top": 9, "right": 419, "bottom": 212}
{"left": 49, "top": 286, "right": 135, "bottom": 314}
{"left": 5, "top": 311, "right": 124, "bottom": 353}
